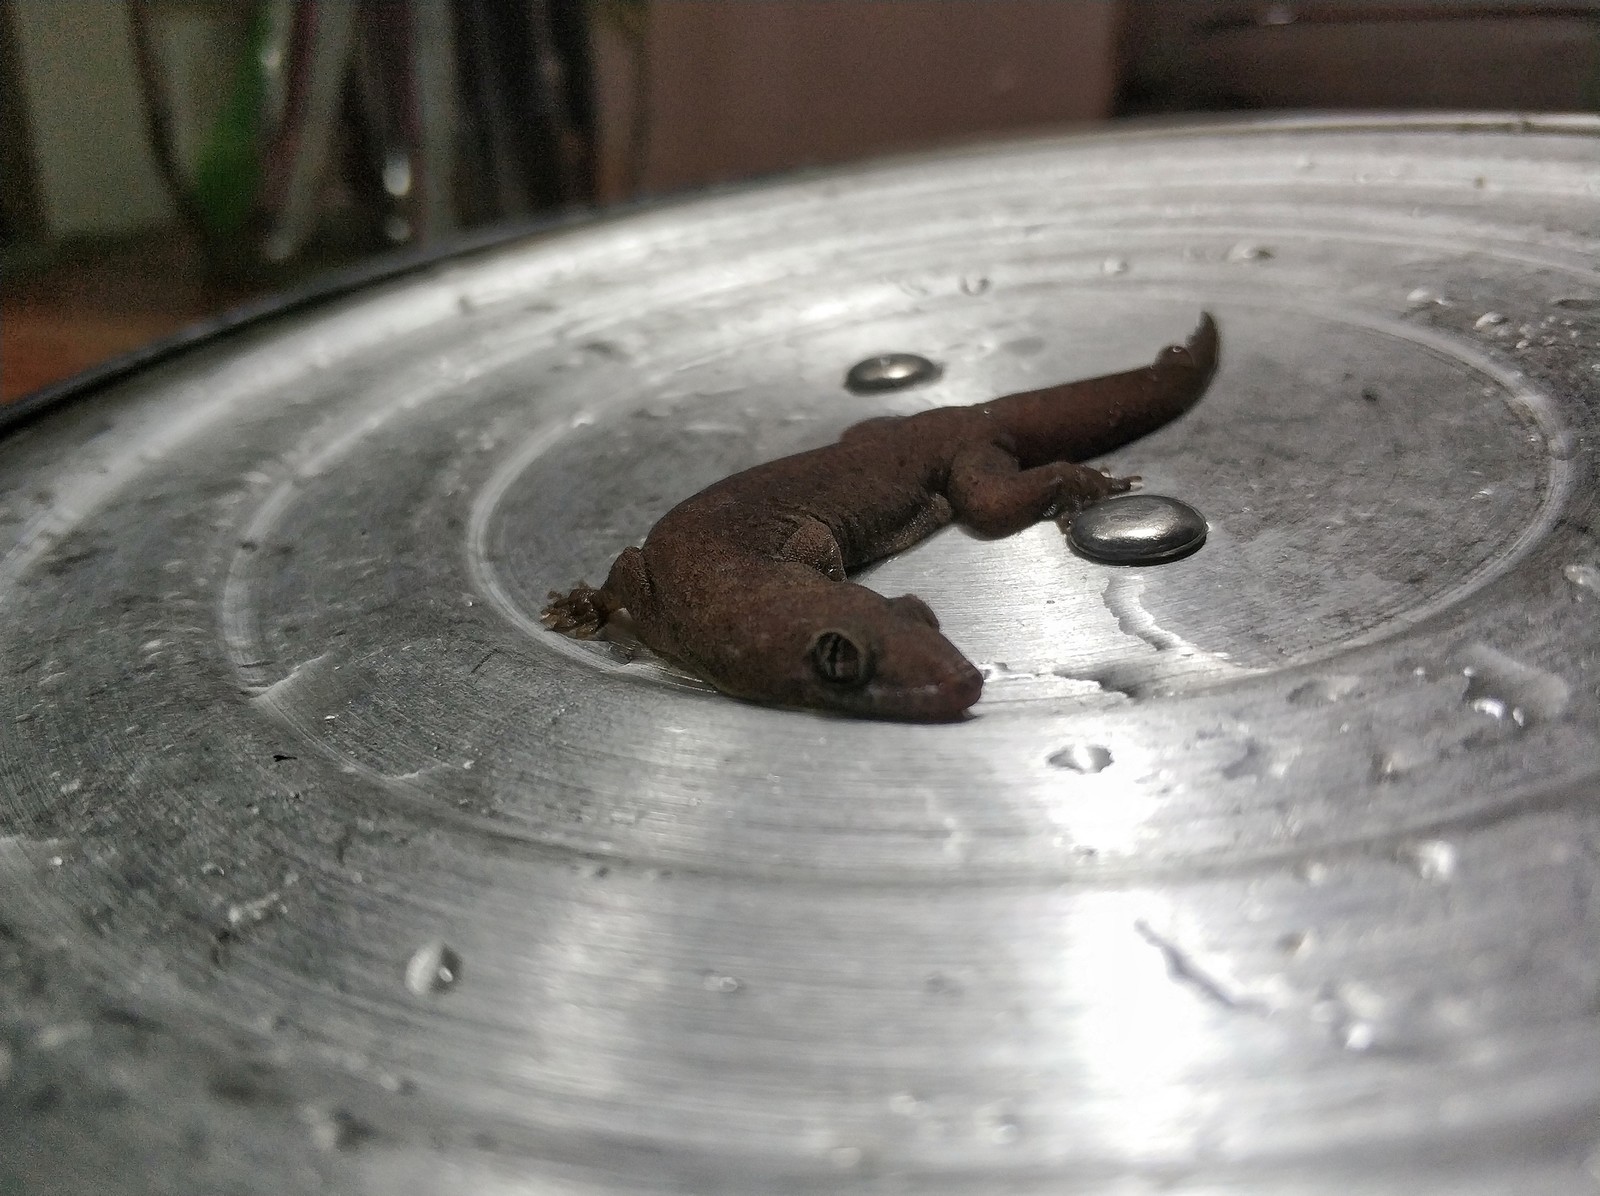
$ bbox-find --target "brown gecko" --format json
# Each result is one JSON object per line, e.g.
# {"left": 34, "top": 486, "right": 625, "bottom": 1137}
{"left": 543, "top": 314, "right": 1219, "bottom": 721}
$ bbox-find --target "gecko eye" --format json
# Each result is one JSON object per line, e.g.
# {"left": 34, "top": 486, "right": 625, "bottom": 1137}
{"left": 810, "top": 630, "right": 873, "bottom": 687}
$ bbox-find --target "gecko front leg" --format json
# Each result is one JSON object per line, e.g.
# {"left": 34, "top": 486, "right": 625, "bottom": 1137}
{"left": 946, "top": 441, "right": 1136, "bottom": 537}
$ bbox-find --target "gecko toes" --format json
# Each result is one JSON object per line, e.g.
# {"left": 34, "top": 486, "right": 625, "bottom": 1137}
{"left": 542, "top": 583, "right": 606, "bottom": 638}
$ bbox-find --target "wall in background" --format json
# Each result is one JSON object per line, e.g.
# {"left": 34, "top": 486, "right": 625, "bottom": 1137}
{"left": 8, "top": 1, "right": 172, "bottom": 237}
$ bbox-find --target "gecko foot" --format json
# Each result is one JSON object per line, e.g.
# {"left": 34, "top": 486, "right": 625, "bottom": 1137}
{"left": 1053, "top": 470, "right": 1139, "bottom": 529}
{"left": 542, "top": 584, "right": 608, "bottom": 638}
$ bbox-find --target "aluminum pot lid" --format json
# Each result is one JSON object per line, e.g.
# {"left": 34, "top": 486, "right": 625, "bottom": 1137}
{"left": 2, "top": 114, "right": 1599, "bottom": 1194}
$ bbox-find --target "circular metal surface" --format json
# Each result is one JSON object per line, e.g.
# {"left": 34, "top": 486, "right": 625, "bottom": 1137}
{"left": 1069, "top": 494, "right": 1209, "bottom": 564}
{"left": 3, "top": 115, "right": 1600, "bottom": 1194}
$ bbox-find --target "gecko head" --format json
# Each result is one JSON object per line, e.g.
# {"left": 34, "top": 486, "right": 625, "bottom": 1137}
{"left": 781, "top": 594, "right": 983, "bottom": 722}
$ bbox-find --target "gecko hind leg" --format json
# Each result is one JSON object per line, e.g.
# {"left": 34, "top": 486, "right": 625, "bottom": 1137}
{"left": 541, "top": 582, "right": 612, "bottom": 638}
{"left": 541, "top": 546, "right": 652, "bottom": 639}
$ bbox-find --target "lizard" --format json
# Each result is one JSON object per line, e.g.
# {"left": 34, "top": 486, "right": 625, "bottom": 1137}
{"left": 542, "top": 313, "right": 1219, "bottom": 722}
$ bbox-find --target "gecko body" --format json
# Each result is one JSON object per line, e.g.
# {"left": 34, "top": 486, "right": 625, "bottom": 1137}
{"left": 543, "top": 314, "right": 1219, "bottom": 721}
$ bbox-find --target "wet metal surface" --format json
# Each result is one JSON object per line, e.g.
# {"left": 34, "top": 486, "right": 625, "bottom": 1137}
{"left": 2, "top": 115, "right": 1600, "bottom": 1193}
{"left": 1069, "top": 494, "right": 1209, "bottom": 564}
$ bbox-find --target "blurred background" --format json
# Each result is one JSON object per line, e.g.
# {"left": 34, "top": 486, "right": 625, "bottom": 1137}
{"left": 2, "top": 0, "right": 1597, "bottom": 402}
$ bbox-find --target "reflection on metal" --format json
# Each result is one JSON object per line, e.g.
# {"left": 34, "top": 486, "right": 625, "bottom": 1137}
{"left": 844, "top": 351, "right": 942, "bottom": 393}
{"left": 2, "top": 115, "right": 1599, "bottom": 1194}
{"left": 1069, "top": 494, "right": 1208, "bottom": 564}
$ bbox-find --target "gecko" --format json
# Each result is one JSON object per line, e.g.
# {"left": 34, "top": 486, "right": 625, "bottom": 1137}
{"left": 542, "top": 313, "right": 1219, "bottom": 721}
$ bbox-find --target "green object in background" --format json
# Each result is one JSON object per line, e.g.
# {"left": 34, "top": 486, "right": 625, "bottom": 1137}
{"left": 193, "top": 5, "right": 268, "bottom": 236}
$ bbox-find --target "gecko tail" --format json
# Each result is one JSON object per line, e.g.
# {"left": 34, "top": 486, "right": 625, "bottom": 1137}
{"left": 984, "top": 312, "right": 1220, "bottom": 467}
{"left": 542, "top": 583, "right": 609, "bottom": 638}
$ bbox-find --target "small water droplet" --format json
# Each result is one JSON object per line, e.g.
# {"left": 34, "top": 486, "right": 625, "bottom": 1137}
{"left": 1474, "top": 311, "right": 1508, "bottom": 329}
{"left": 1296, "top": 860, "right": 1330, "bottom": 886}
{"left": 959, "top": 276, "right": 991, "bottom": 296}
{"left": 1400, "top": 839, "right": 1457, "bottom": 881}
{"left": 405, "top": 941, "right": 462, "bottom": 996}
{"left": 1276, "top": 929, "right": 1313, "bottom": 956}
{"left": 989, "top": 1117, "right": 1022, "bottom": 1144}
{"left": 1564, "top": 563, "right": 1600, "bottom": 595}
{"left": 702, "top": 971, "right": 743, "bottom": 994}
{"left": 828, "top": 1145, "right": 864, "bottom": 1169}
{"left": 299, "top": 1104, "right": 377, "bottom": 1152}
{"left": 1406, "top": 287, "right": 1446, "bottom": 307}
{"left": 1226, "top": 242, "right": 1273, "bottom": 262}
{"left": 1048, "top": 744, "right": 1112, "bottom": 773}
{"left": 889, "top": 1091, "right": 928, "bottom": 1117}
{"left": 1545, "top": 430, "right": 1577, "bottom": 460}
{"left": 1287, "top": 676, "right": 1358, "bottom": 706}
{"left": 1339, "top": 1019, "right": 1377, "bottom": 1052}
{"left": 1458, "top": 645, "right": 1569, "bottom": 727}
{"left": 1470, "top": 695, "right": 1512, "bottom": 721}
{"left": 1101, "top": 257, "right": 1128, "bottom": 276}
{"left": 977, "top": 1104, "right": 1023, "bottom": 1144}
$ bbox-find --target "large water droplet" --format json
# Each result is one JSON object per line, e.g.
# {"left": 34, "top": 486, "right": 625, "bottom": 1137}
{"left": 405, "top": 941, "right": 462, "bottom": 996}
{"left": 1474, "top": 311, "right": 1508, "bottom": 329}
{"left": 1048, "top": 744, "right": 1112, "bottom": 773}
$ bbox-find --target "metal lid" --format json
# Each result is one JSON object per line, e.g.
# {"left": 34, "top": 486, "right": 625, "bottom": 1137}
{"left": 3, "top": 115, "right": 1598, "bottom": 1193}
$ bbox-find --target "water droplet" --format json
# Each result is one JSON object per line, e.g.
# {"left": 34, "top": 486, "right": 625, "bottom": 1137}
{"left": 1287, "top": 676, "right": 1358, "bottom": 706}
{"left": 959, "top": 276, "right": 991, "bottom": 296}
{"left": 828, "top": 1145, "right": 864, "bottom": 1169}
{"left": 1458, "top": 644, "right": 1570, "bottom": 727}
{"left": 1101, "top": 257, "right": 1128, "bottom": 276}
{"left": 845, "top": 353, "right": 941, "bottom": 394}
{"left": 1545, "top": 430, "right": 1578, "bottom": 460}
{"left": 299, "top": 1103, "right": 377, "bottom": 1152}
{"left": 889, "top": 1091, "right": 928, "bottom": 1117}
{"left": 1470, "top": 695, "right": 1513, "bottom": 722}
{"left": 405, "top": 941, "right": 462, "bottom": 996}
{"left": 1294, "top": 154, "right": 1314, "bottom": 170}
{"left": 702, "top": 971, "right": 743, "bottom": 994}
{"left": 227, "top": 890, "right": 285, "bottom": 930}
{"left": 1399, "top": 839, "right": 1457, "bottom": 881}
{"left": 1276, "top": 929, "right": 1313, "bottom": 956}
{"left": 1226, "top": 242, "right": 1273, "bottom": 262}
{"left": 1406, "top": 287, "right": 1446, "bottom": 307}
{"left": 1474, "top": 311, "right": 1508, "bottom": 329}
{"left": 989, "top": 1117, "right": 1023, "bottom": 1145}
{"left": 1565, "top": 563, "right": 1600, "bottom": 595}
{"left": 1339, "top": 1019, "right": 1377, "bottom": 1052}
{"left": 1295, "top": 860, "right": 1330, "bottom": 886}
{"left": 1048, "top": 744, "right": 1112, "bottom": 773}
{"left": 978, "top": 1104, "right": 1023, "bottom": 1144}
